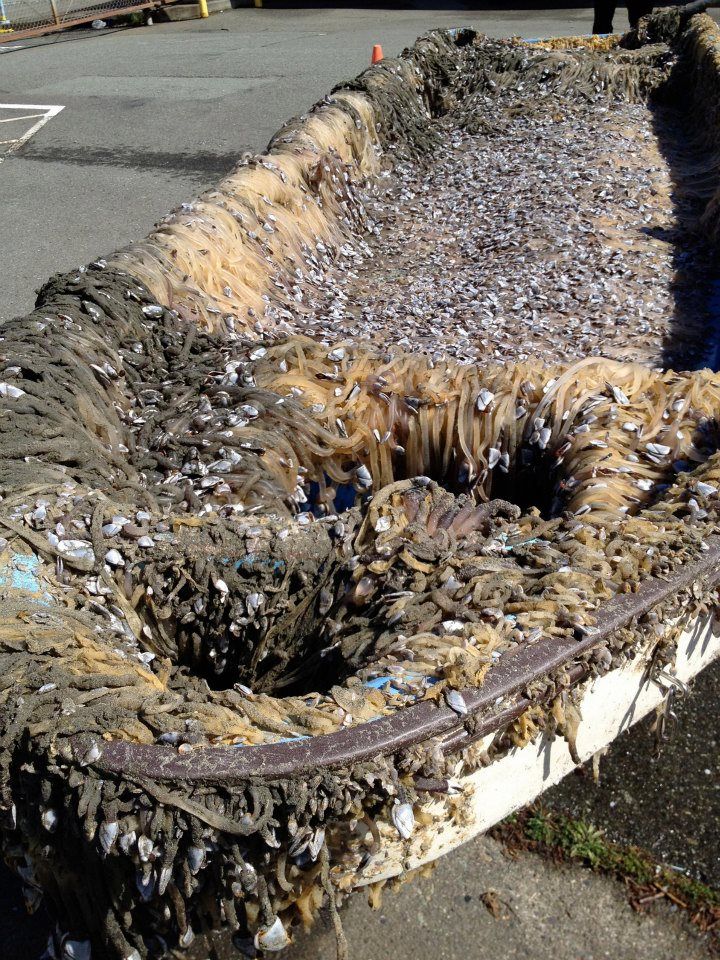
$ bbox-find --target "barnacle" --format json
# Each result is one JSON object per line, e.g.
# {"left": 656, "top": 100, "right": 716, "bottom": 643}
{"left": 2, "top": 10, "right": 720, "bottom": 960}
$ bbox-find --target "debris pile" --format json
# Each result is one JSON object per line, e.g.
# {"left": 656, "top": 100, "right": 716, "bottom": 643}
{"left": 2, "top": 12, "right": 720, "bottom": 959}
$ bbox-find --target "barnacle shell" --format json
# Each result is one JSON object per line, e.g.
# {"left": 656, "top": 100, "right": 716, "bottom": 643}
{"left": 187, "top": 845, "right": 206, "bottom": 874}
{"left": 445, "top": 690, "right": 469, "bottom": 715}
{"left": 98, "top": 820, "right": 120, "bottom": 853}
{"left": 62, "top": 941, "right": 91, "bottom": 960}
{"left": 41, "top": 809, "right": 59, "bottom": 833}
{"left": 254, "top": 916, "right": 291, "bottom": 952}
{"left": 392, "top": 802, "right": 416, "bottom": 840}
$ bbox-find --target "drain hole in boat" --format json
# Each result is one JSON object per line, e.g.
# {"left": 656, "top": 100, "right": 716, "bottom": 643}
{"left": 160, "top": 442, "right": 587, "bottom": 698}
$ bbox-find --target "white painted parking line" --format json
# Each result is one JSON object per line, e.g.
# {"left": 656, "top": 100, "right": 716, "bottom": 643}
{"left": 0, "top": 113, "right": 47, "bottom": 123}
{"left": 0, "top": 103, "right": 64, "bottom": 161}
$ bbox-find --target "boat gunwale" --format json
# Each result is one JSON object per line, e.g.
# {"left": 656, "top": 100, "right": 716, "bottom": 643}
{"left": 71, "top": 535, "right": 720, "bottom": 783}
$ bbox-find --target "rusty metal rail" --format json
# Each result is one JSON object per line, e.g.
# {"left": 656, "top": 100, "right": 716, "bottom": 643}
{"left": 72, "top": 536, "right": 720, "bottom": 784}
{"left": 682, "top": 0, "right": 720, "bottom": 16}
{"left": 0, "top": 0, "right": 171, "bottom": 44}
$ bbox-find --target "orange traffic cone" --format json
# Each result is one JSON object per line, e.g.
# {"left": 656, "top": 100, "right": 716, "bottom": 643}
{"left": 371, "top": 44, "right": 383, "bottom": 65}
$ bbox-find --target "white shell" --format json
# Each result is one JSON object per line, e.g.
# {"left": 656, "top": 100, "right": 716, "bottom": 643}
{"left": 81, "top": 741, "right": 102, "bottom": 766}
{"left": 187, "top": 844, "right": 206, "bottom": 874}
{"left": 0, "top": 382, "right": 25, "bottom": 399}
{"left": 41, "top": 808, "right": 59, "bottom": 833}
{"left": 307, "top": 826, "right": 325, "bottom": 861}
{"left": 487, "top": 447, "right": 501, "bottom": 469}
{"left": 246, "top": 592, "right": 263, "bottom": 613}
{"left": 137, "top": 835, "right": 154, "bottom": 862}
{"left": 158, "top": 865, "right": 173, "bottom": 896}
{"left": 476, "top": 388, "right": 494, "bottom": 412}
{"left": 57, "top": 539, "right": 95, "bottom": 563}
{"left": 63, "top": 940, "right": 92, "bottom": 960}
{"left": 392, "top": 801, "right": 415, "bottom": 840}
{"left": 119, "top": 830, "right": 137, "bottom": 854}
{"left": 610, "top": 384, "right": 629, "bottom": 405}
{"left": 445, "top": 689, "right": 469, "bottom": 715}
{"left": 356, "top": 464, "right": 372, "bottom": 487}
{"left": 254, "top": 916, "right": 291, "bottom": 952}
{"left": 695, "top": 481, "right": 717, "bottom": 497}
{"left": 99, "top": 820, "right": 119, "bottom": 854}
{"left": 104, "top": 548, "right": 124, "bottom": 567}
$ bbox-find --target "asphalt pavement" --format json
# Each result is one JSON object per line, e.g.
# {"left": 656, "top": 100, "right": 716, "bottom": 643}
{"left": 1, "top": 3, "right": 628, "bottom": 323}
{"left": 1, "top": 5, "right": 719, "bottom": 959}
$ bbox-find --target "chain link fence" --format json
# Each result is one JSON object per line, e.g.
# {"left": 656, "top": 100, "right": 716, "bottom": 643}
{"left": 0, "top": 0, "right": 167, "bottom": 41}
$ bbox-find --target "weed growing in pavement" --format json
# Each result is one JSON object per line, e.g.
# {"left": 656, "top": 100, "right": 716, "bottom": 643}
{"left": 492, "top": 805, "right": 720, "bottom": 945}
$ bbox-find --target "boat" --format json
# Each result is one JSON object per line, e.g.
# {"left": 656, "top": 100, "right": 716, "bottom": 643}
{"left": 2, "top": 4, "right": 720, "bottom": 957}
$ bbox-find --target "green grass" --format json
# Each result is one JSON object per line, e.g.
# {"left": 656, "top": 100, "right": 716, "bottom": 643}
{"left": 491, "top": 805, "right": 720, "bottom": 941}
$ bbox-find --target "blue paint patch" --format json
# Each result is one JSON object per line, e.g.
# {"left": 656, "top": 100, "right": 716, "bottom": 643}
{"left": 523, "top": 34, "right": 604, "bottom": 43}
{"left": 505, "top": 537, "right": 543, "bottom": 553}
{"left": 364, "top": 676, "right": 401, "bottom": 695}
{"left": 11, "top": 553, "right": 41, "bottom": 593}
{"left": 334, "top": 483, "right": 357, "bottom": 512}
{"left": 0, "top": 552, "right": 52, "bottom": 605}
{"left": 234, "top": 554, "right": 286, "bottom": 573}
{"left": 299, "top": 477, "right": 358, "bottom": 516}
{"left": 0, "top": 553, "right": 40, "bottom": 592}
{"left": 365, "top": 672, "right": 439, "bottom": 696}
{"left": 706, "top": 279, "right": 720, "bottom": 371}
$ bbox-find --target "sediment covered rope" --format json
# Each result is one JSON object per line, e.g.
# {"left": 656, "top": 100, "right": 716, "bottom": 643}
{"left": 2, "top": 11, "right": 720, "bottom": 959}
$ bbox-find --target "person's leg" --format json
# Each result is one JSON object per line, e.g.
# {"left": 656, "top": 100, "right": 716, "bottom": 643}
{"left": 593, "top": 0, "right": 617, "bottom": 34}
{"left": 627, "top": 0, "right": 654, "bottom": 29}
